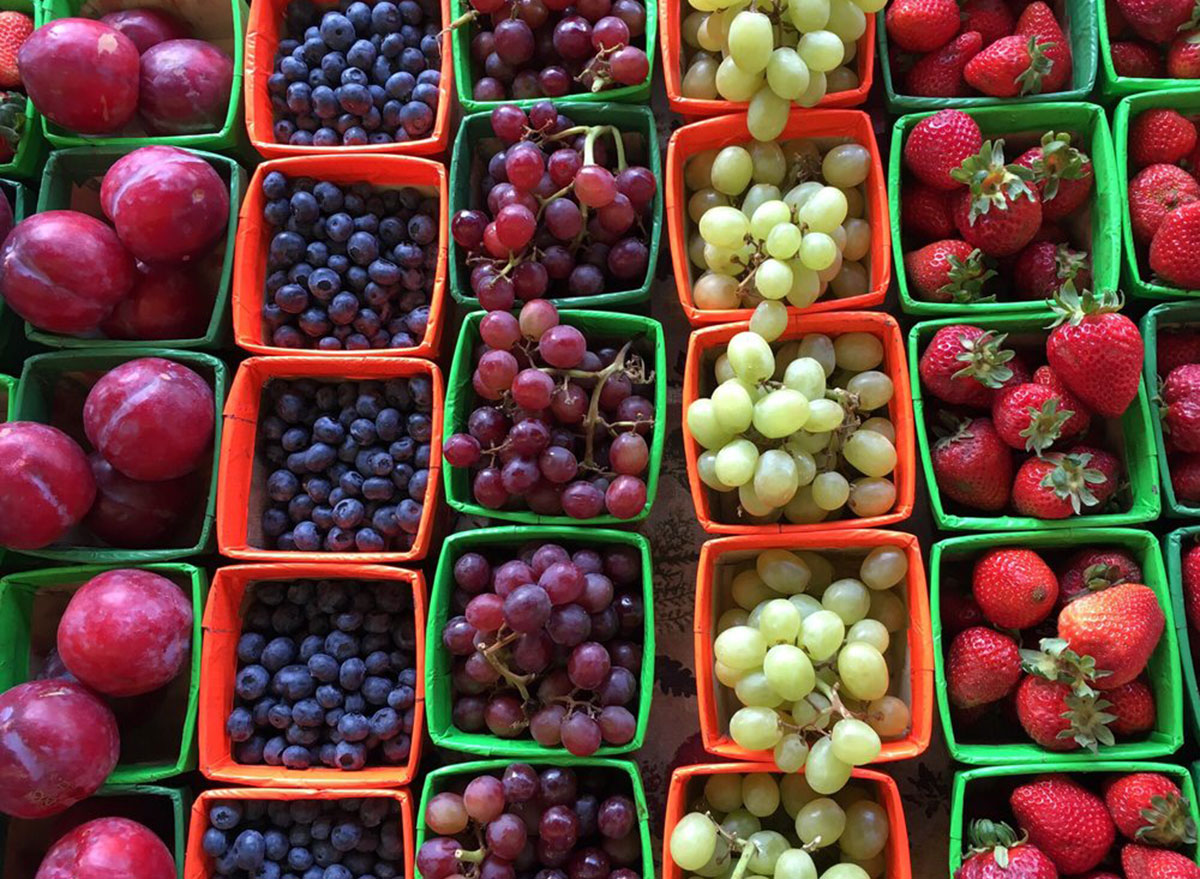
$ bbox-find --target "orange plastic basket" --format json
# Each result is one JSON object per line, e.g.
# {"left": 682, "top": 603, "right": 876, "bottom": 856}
{"left": 661, "top": 762, "right": 911, "bottom": 879}
{"left": 660, "top": 6, "right": 875, "bottom": 116}
{"left": 665, "top": 110, "right": 890, "bottom": 327}
{"left": 244, "top": 0, "right": 453, "bottom": 159}
{"left": 694, "top": 531, "right": 933, "bottom": 765}
{"left": 682, "top": 313, "right": 916, "bottom": 533}
{"left": 184, "top": 787, "right": 414, "bottom": 879}
{"left": 232, "top": 155, "right": 448, "bottom": 359}
{"left": 198, "top": 564, "right": 425, "bottom": 788}
{"left": 216, "top": 355, "right": 443, "bottom": 563}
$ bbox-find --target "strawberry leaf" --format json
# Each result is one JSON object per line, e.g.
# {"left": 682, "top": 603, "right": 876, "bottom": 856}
{"left": 1019, "top": 397, "right": 1071, "bottom": 454}
{"left": 1015, "top": 36, "right": 1055, "bottom": 96}
{"left": 941, "top": 248, "right": 998, "bottom": 303}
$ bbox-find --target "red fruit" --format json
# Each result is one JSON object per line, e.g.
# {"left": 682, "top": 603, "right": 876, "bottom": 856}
{"left": 1115, "top": 0, "right": 1199, "bottom": 44}
{"left": 1010, "top": 776, "right": 1114, "bottom": 874}
{"left": 1012, "top": 131, "right": 1095, "bottom": 222}
{"left": 942, "top": 592, "right": 987, "bottom": 634}
{"left": 1030, "top": 220, "right": 1068, "bottom": 243}
{"left": 1015, "top": 674, "right": 1115, "bottom": 751}
{"left": 1032, "top": 364, "right": 1092, "bottom": 439}
{"left": 884, "top": 0, "right": 960, "bottom": 53}
{"left": 930, "top": 416, "right": 1014, "bottom": 511}
{"left": 1046, "top": 288, "right": 1144, "bottom": 419}
{"left": 1169, "top": 30, "right": 1200, "bottom": 78}
{"left": 1164, "top": 363, "right": 1200, "bottom": 452}
{"left": 1059, "top": 547, "right": 1143, "bottom": 605}
{"left": 901, "top": 183, "right": 957, "bottom": 240}
{"left": 139, "top": 39, "right": 233, "bottom": 136}
{"left": 35, "top": 816, "right": 175, "bottom": 879}
{"left": 973, "top": 547, "right": 1057, "bottom": 628}
{"left": 904, "top": 109, "right": 984, "bottom": 191}
{"left": 951, "top": 142, "right": 1043, "bottom": 257}
{"left": 906, "top": 31, "right": 983, "bottom": 97}
{"left": 1172, "top": 452, "right": 1200, "bottom": 503}
{"left": 1122, "top": 843, "right": 1200, "bottom": 878}
{"left": 1015, "top": 2, "right": 1072, "bottom": 91}
{"left": 1159, "top": 329, "right": 1200, "bottom": 374}
{"left": 1185, "top": 542, "right": 1200, "bottom": 631}
{"left": 0, "top": 11, "right": 32, "bottom": 88}
{"left": 0, "top": 422, "right": 96, "bottom": 551}
{"left": 1059, "top": 582, "right": 1165, "bottom": 689}
{"left": 0, "top": 679, "right": 120, "bottom": 818}
{"left": 955, "top": 821, "right": 1059, "bottom": 879}
{"left": 83, "top": 357, "right": 215, "bottom": 482}
{"left": 0, "top": 211, "right": 136, "bottom": 334}
{"left": 991, "top": 382, "right": 1073, "bottom": 452}
{"left": 1011, "top": 450, "right": 1113, "bottom": 519}
{"left": 1112, "top": 39, "right": 1167, "bottom": 77}
{"left": 18, "top": 18, "right": 140, "bottom": 134}
{"left": 1107, "top": 0, "right": 1131, "bottom": 36}
{"left": 100, "top": 146, "right": 229, "bottom": 264}
{"left": 83, "top": 453, "right": 197, "bottom": 549}
{"left": 100, "top": 8, "right": 190, "bottom": 53}
{"left": 1129, "top": 164, "right": 1200, "bottom": 245}
{"left": 919, "top": 324, "right": 1017, "bottom": 407}
{"left": 1151, "top": 200, "right": 1200, "bottom": 288}
{"left": 965, "top": 35, "right": 1057, "bottom": 97}
{"left": 904, "top": 239, "right": 994, "bottom": 303}
{"left": 1105, "top": 772, "right": 1196, "bottom": 845}
{"left": 100, "top": 262, "right": 213, "bottom": 341}
{"left": 961, "top": 0, "right": 1015, "bottom": 44}
{"left": 947, "top": 626, "right": 1022, "bottom": 708}
{"left": 1107, "top": 678, "right": 1157, "bottom": 735}
{"left": 1012, "top": 241, "right": 1091, "bottom": 300}
{"left": 1131, "top": 109, "right": 1199, "bottom": 168}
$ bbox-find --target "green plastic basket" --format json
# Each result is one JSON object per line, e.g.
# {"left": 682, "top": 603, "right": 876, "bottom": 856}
{"left": 426, "top": 526, "right": 655, "bottom": 757}
{"left": 11, "top": 347, "right": 227, "bottom": 563}
{"left": 1114, "top": 87, "right": 1200, "bottom": 301}
{"left": 23, "top": 146, "right": 246, "bottom": 350}
{"left": 38, "top": 0, "right": 247, "bottom": 153}
{"left": 876, "top": 0, "right": 1099, "bottom": 114}
{"left": 1166, "top": 526, "right": 1200, "bottom": 745}
{"left": 448, "top": 104, "right": 662, "bottom": 310}
{"left": 0, "top": 179, "right": 32, "bottom": 356}
{"left": 890, "top": 103, "right": 1120, "bottom": 317}
{"left": 931, "top": 529, "right": 1183, "bottom": 765}
{"left": 443, "top": 310, "right": 666, "bottom": 526}
{"left": 1141, "top": 302, "right": 1200, "bottom": 518}
{"left": 1097, "top": 5, "right": 1194, "bottom": 103}
{"left": 0, "top": 0, "right": 48, "bottom": 182}
{"left": 909, "top": 313, "right": 1161, "bottom": 531}
{"left": 0, "top": 372, "right": 14, "bottom": 420}
{"left": 450, "top": 0, "right": 656, "bottom": 113}
{"left": 949, "top": 762, "right": 1199, "bottom": 873}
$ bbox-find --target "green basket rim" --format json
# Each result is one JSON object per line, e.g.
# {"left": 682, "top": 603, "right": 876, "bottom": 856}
{"left": 442, "top": 309, "right": 667, "bottom": 526}
{"left": 930, "top": 528, "right": 1184, "bottom": 765}
{"left": 1140, "top": 302, "right": 1200, "bottom": 517}
{"left": 1095, "top": 5, "right": 1196, "bottom": 102}
{"left": 24, "top": 146, "right": 246, "bottom": 350}
{"left": 0, "top": 0, "right": 48, "bottom": 181}
{"left": 10, "top": 347, "right": 228, "bottom": 562}
{"left": 1166, "top": 526, "right": 1200, "bottom": 745}
{"left": 447, "top": 104, "right": 662, "bottom": 310}
{"left": 425, "top": 526, "right": 655, "bottom": 757}
{"left": 0, "top": 373, "right": 15, "bottom": 421}
{"left": 0, "top": 178, "right": 31, "bottom": 333}
{"left": 0, "top": 563, "right": 206, "bottom": 783}
{"left": 888, "top": 103, "right": 1121, "bottom": 317}
{"left": 908, "top": 313, "right": 1162, "bottom": 531}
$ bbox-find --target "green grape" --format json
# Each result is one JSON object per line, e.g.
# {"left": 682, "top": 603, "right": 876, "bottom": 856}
{"left": 868, "top": 589, "right": 906, "bottom": 633}
{"left": 822, "top": 578, "right": 870, "bottom": 624}
{"left": 686, "top": 149, "right": 718, "bottom": 190}
{"left": 842, "top": 218, "right": 871, "bottom": 261}
{"left": 798, "top": 333, "right": 835, "bottom": 374}
{"left": 703, "top": 242, "right": 743, "bottom": 275}
{"left": 841, "top": 34, "right": 858, "bottom": 62}
{"left": 712, "top": 379, "right": 755, "bottom": 433}
{"left": 820, "top": 866, "right": 869, "bottom": 879}
{"left": 748, "top": 830, "right": 790, "bottom": 873}
{"left": 774, "top": 849, "right": 817, "bottom": 879}
{"left": 796, "top": 70, "right": 827, "bottom": 107}
{"left": 683, "top": 9, "right": 707, "bottom": 47}
{"left": 748, "top": 86, "right": 790, "bottom": 142}
{"left": 742, "top": 773, "right": 781, "bottom": 817}
{"left": 749, "top": 140, "right": 788, "bottom": 185}
{"left": 730, "top": 706, "right": 783, "bottom": 750}
{"left": 782, "top": 357, "right": 827, "bottom": 400}
{"left": 773, "top": 341, "right": 800, "bottom": 379}
{"left": 785, "top": 261, "right": 822, "bottom": 308}
{"left": 716, "top": 659, "right": 748, "bottom": 688}
{"left": 846, "top": 619, "right": 889, "bottom": 652}
{"left": 797, "top": 30, "right": 843, "bottom": 72}
{"left": 789, "top": 448, "right": 817, "bottom": 487}
{"left": 689, "top": 188, "right": 729, "bottom": 223}
{"left": 783, "top": 484, "right": 827, "bottom": 524}
{"left": 670, "top": 812, "right": 718, "bottom": 870}
{"left": 683, "top": 55, "right": 720, "bottom": 99}
{"left": 805, "top": 398, "right": 845, "bottom": 432}
{"left": 740, "top": 481, "right": 780, "bottom": 519}
{"left": 716, "top": 55, "right": 765, "bottom": 101}
{"left": 736, "top": 670, "right": 785, "bottom": 707}
{"left": 799, "top": 187, "right": 848, "bottom": 234}
{"left": 799, "top": 232, "right": 838, "bottom": 271}
{"left": 693, "top": 833, "right": 732, "bottom": 878}
{"left": 718, "top": 607, "right": 751, "bottom": 631}
{"left": 742, "top": 183, "right": 784, "bottom": 220}
{"left": 780, "top": 774, "right": 818, "bottom": 816}
{"left": 758, "top": 598, "right": 801, "bottom": 642}
{"left": 795, "top": 797, "right": 845, "bottom": 848}
{"left": 714, "top": 624, "right": 767, "bottom": 669}
{"left": 696, "top": 10, "right": 727, "bottom": 50}
{"left": 695, "top": 271, "right": 742, "bottom": 310}
{"left": 715, "top": 352, "right": 735, "bottom": 383}
{"left": 817, "top": 250, "right": 843, "bottom": 284}
{"left": 797, "top": 691, "right": 832, "bottom": 730}
{"left": 728, "top": 11, "right": 773, "bottom": 73}
{"left": 712, "top": 146, "right": 755, "bottom": 196}
{"left": 789, "top": 430, "right": 831, "bottom": 455}
{"left": 788, "top": 594, "right": 823, "bottom": 624}
{"left": 859, "top": 417, "right": 895, "bottom": 444}
{"left": 765, "top": 47, "right": 810, "bottom": 101}
{"left": 860, "top": 545, "right": 907, "bottom": 590}
{"left": 733, "top": 568, "right": 777, "bottom": 608}
{"left": 811, "top": 470, "right": 850, "bottom": 510}
{"left": 830, "top": 224, "right": 848, "bottom": 252}
{"left": 751, "top": 300, "right": 789, "bottom": 343}
{"left": 700, "top": 205, "right": 751, "bottom": 248}
{"left": 843, "top": 185, "right": 865, "bottom": 219}
{"left": 843, "top": 430, "right": 896, "bottom": 478}
{"left": 755, "top": 258, "right": 794, "bottom": 301}
{"left": 821, "top": 144, "right": 871, "bottom": 188}
{"left": 783, "top": 181, "right": 823, "bottom": 212}
{"left": 826, "top": 0, "right": 866, "bottom": 40}
{"left": 763, "top": 643, "right": 815, "bottom": 700}
{"left": 688, "top": 398, "right": 733, "bottom": 450}
{"left": 773, "top": 733, "right": 810, "bottom": 773}
{"left": 754, "top": 448, "right": 800, "bottom": 507}
{"left": 805, "top": 736, "right": 853, "bottom": 795}
{"left": 689, "top": 0, "right": 721, "bottom": 11}
{"left": 830, "top": 718, "right": 881, "bottom": 765}
{"left": 698, "top": 449, "right": 734, "bottom": 491}
{"left": 832, "top": 261, "right": 868, "bottom": 299}
{"left": 836, "top": 642, "right": 889, "bottom": 701}
{"left": 842, "top": 856, "right": 884, "bottom": 879}
{"left": 757, "top": 548, "right": 811, "bottom": 594}
{"left": 833, "top": 332, "right": 883, "bottom": 370}
{"left": 753, "top": 388, "right": 810, "bottom": 438}
{"left": 865, "top": 696, "right": 910, "bottom": 738}
{"left": 788, "top": 0, "right": 829, "bottom": 30}
{"left": 721, "top": 808, "right": 762, "bottom": 840}
{"left": 750, "top": 199, "right": 791, "bottom": 240}
{"left": 689, "top": 233, "right": 710, "bottom": 269}
{"left": 851, "top": 0, "right": 887, "bottom": 11}
{"left": 728, "top": 330, "right": 776, "bottom": 381}
{"left": 766, "top": 223, "right": 802, "bottom": 260}
{"left": 833, "top": 784, "right": 872, "bottom": 809}
{"left": 800, "top": 609, "right": 844, "bottom": 661}
{"left": 705, "top": 773, "right": 745, "bottom": 812}
{"left": 846, "top": 372, "right": 893, "bottom": 410}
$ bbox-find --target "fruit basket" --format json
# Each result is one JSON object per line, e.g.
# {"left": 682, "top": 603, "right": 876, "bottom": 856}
{"left": 1141, "top": 301, "right": 1200, "bottom": 518}
{"left": 931, "top": 528, "right": 1183, "bottom": 765}
{"left": 683, "top": 312, "right": 916, "bottom": 533}
{"left": 0, "top": 563, "right": 206, "bottom": 783}
{"left": 1097, "top": 4, "right": 1195, "bottom": 103}
{"left": 198, "top": 564, "right": 426, "bottom": 788}
{"left": 1166, "top": 526, "right": 1200, "bottom": 746}
{"left": 890, "top": 102, "right": 1120, "bottom": 316}
{"left": 694, "top": 531, "right": 933, "bottom": 768}
{"left": 0, "top": 372, "right": 14, "bottom": 420}
{"left": 877, "top": 0, "right": 1098, "bottom": 113}
{"left": 11, "top": 348, "right": 226, "bottom": 563}
{"left": 232, "top": 154, "right": 447, "bottom": 359}
{"left": 244, "top": 0, "right": 452, "bottom": 159}
{"left": 666, "top": 109, "right": 890, "bottom": 326}
{"left": 909, "top": 313, "right": 1160, "bottom": 532}
{"left": 447, "top": 104, "right": 662, "bottom": 310}
{"left": 0, "top": 0, "right": 47, "bottom": 181}
{"left": 0, "top": 179, "right": 31, "bottom": 356}
{"left": 426, "top": 526, "right": 654, "bottom": 757}
{"left": 216, "top": 355, "right": 443, "bottom": 564}
{"left": 23, "top": 146, "right": 245, "bottom": 351}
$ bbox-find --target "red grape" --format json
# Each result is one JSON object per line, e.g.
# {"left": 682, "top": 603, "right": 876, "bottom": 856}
{"left": 567, "top": 641, "right": 611, "bottom": 689}
{"left": 494, "top": 19, "right": 536, "bottom": 65}
{"left": 481, "top": 310, "right": 522, "bottom": 350}
{"left": 552, "top": 17, "right": 592, "bottom": 60}
{"left": 574, "top": 165, "right": 617, "bottom": 208}
{"left": 605, "top": 475, "right": 647, "bottom": 519}
{"left": 539, "top": 325, "right": 587, "bottom": 368}
{"left": 506, "top": 142, "right": 547, "bottom": 192}
{"left": 609, "top": 46, "right": 649, "bottom": 85}
{"left": 491, "top": 105, "right": 529, "bottom": 143}
{"left": 520, "top": 299, "right": 560, "bottom": 338}
{"left": 464, "top": 775, "right": 507, "bottom": 822}
{"left": 591, "top": 16, "right": 630, "bottom": 49}
{"left": 560, "top": 712, "right": 602, "bottom": 756}
{"left": 597, "top": 705, "right": 636, "bottom": 744}
{"left": 608, "top": 433, "right": 648, "bottom": 475}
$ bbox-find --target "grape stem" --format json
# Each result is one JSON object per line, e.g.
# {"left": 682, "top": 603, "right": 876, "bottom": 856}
{"left": 440, "top": 9, "right": 477, "bottom": 35}
{"left": 454, "top": 848, "right": 486, "bottom": 864}
{"left": 726, "top": 834, "right": 757, "bottom": 879}
{"left": 480, "top": 629, "right": 535, "bottom": 701}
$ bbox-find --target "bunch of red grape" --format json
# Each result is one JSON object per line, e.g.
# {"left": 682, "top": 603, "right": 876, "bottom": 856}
{"left": 451, "top": 100, "right": 656, "bottom": 306}
{"left": 443, "top": 298, "right": 655, "bottom": 520}
{"left": 440, "top": 540, "right": 645, "bottom": 756}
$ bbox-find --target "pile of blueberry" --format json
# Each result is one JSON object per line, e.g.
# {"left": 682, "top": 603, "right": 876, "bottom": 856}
{"left": 227, "top": 578, "right": 418, "bottom": 771}
{"left": 270, "top": 0, "right": 442, "bottom": 146}
{"left": 261, "top": 171, "right": 439, "bottom": 352}
{"left": 201, "top": 796, "right": 406, "bottom": 879}
{"left": 258, "top": 376, "right": 435, "bottom": 553}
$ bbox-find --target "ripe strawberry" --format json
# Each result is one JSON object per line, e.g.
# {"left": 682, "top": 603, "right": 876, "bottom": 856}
{"left": 1032, "top": 365, "right": 1092, "bottom": 439}
{"left": 907, "top": 31, "right": 984, "bottom": 97}
{"left": 1015, "top": 2, "right": 1072, "bottom": 91}
{"left": 905, "top": 240, "right": 995, "bottom": 303}
{"left": 904, "top": 110, "right": 984, "bottom": 191}
{"left": 1131, "top": 109, "right": 1199, "bottom": 168}
{"left": 1130, "top": 164, "right": 1200, "bottom": 245}
{"left": 947, "top": 626, "right": 1022, "bottom": 708}
{"left": 1116, "top": 0, "right": 1200, "bottom": 44}
{"left": 1107, "top": 0, "right": 1132, "bottom": 37}
{"left": 1011, "top": 450, "right": 1113, "bottom": 519}
{"left": 885, "top": 0, "right": 960, "bottom": 53}
{"left": 1111, "top": 39, "right": 1168, "bottom": 77}
{"left": 1105, "top": 772, "right": 1197, "bottom": 845}
{"left": 1158, "top": 329, "right": 1200, "bottom": 374}
{"left": 951, "top": 142, "right": 1043, "bottom": 257}
{"left": 1163, "top": 364, "right": 1200, "bottom": 452}
{"left": 902, "top": 183, "right": 957, "bottom": 241}
{"left": 1015, "top": 674, "right": 1116, "bottom": 751}
{"left": 992, "top": 382, "right": 1073, "bottom": 452}
{"left": 0, "top": 11, "right": 31, "bottom": 90}
{"left": 1064, "top": 443, "right": 1122, "bottom": 506}
{"left": 1107, "top": 678, "right": 1156, "bottom": 735}
{"left": 1059, "top": 547, "right": 1143, "bottom": 606}
{"left": 943, "top": 591, "right": 987, "bottom": 634}
{"left": 955, "top": 821, "right": 1058, "bottom": 879}
{"left": 1010, "top": 776, "right": 1114, "bottom": 874}
{"left": 1058, "top": 583, "right": 1165, "bottom": 690}
{"left": 1012, "top": 241, "right": 1091, "bottom": 300}
{"left": 1046, "top": 287, "right": 1144, "bottom": 418}
{"left": 965, "top": 35, "right": 1057, "bottom": 97}
{"left": 1185, "top": 542, "right": 1200, "bottom": 631}
{"left": 1012, "top": 132, "right": 1094, "bottom": 221}
{"left": 973, "top": 547, "right": 1057, "bottom": 628}
{"left": 931, "top": 415, "right": 1014, "bottom": 511}
{"left": 919, "top": 324, "right": 1017, "bottom": 407}
{"left": 961, "top": 0, "right": 1015, "bottom": 45}
{"left": 1122, "top": 843, "right": 1200, "bottom": 878}
{"left": 1172, "top": 452, "right": 1200, "bottom": 503}
{"left": 1151, "top": 200, "right": 1200, "bottom": 288}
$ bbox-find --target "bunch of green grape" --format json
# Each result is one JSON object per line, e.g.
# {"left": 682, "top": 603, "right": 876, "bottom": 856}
{"left": 679, "top": 0, "right": 885, "bottom": 140}
{"left": 685, "top": 139, "right": 872, "bottom": 317}
{"left": 712, "top": 546, "right": 910, "bottom": 792}
{"left": 669, "top": 772, "right": 890, "bottom": 879}
{"left": 687, "top": 327, "right": 898, "bottom": 525}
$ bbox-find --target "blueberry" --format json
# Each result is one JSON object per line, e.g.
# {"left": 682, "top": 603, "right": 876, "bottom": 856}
{"left": 321, "top": 861, "right": 351, "bottom": 879}
{"left": 313, "top": 416, "right": 345, "bottom": 444}
{"left": 326, "top": 213, "right": 354, "bottom": 242}
{"left": 407, "top": 214, "right": 436, "bottom": 245}
{"left": 381, "top": 734, "right": 411, "bottom": 764}
{"left": 281, "top": 56, "right": 309, "bottom": 81}
{"left": 227, "top": 707, "right": 255, "bottom": 742}
{"left": 297, "top": 634, "right": 325, "bottom": 662}
{"left": 384, "top": 71, "right": 414, "bottom": 100}
{"left": 272, "top": 602, "right": 305, "bottom": 634}
{"left": 238, "top": 633, "right": 267, "bottom": 664}
{"left": 269, "top": 702, "right": 294, "bottom": 729}
{"left": 347, "top": 39, "right": 376, "bottom": 69}
{"left": 263, "top": 171, "right": 289, "bottom": 200}
{"left": 263, "top": 735, "right": 288, "bottom": 765}
{"left": 293, "top": 698, "right": 325, "bottom": 727}
{"left": 347, "top": 232, "right": 380, "bottom": 265}
{"left": 337, "top": 83, "right": 372, "bottom": 115}
{"left": 233, "top": 830, "right": 267, "bottom": 870}
{"left": 411, "top": 82, "right": 438, "bottom": 109}
{"left": 253, "top": 863, "right": 282, "bottom": 879}
{"left": 304, "top": 868, "right": 325, "bottom": 879}
{"left": 264, "top": 829, "right": 290, "bottom": 862}
{"left": 270, "top": 231, "right": 307, "bottom": 266}
{"left": 387, "top": 685, "right": 414, "bottom": 711}
{"left": 368, "top": 706, "right": 402, "bottom": 739}
{"left": 320, "top": 51, "right": 347, "bottom": 82}
{"left": 381, "top": 32, "right": 404, "bottom": 59}
{"left": 236, "top": 665, "right": 270, "bottom": 701}
{"left": 330, "top": 822, "right": 362, "bottom": 853}
{"left": 335, "top": 740, "right": 367, "bottom": 770}
{"left": 421, "top": 34, "right": 440, "bottom": 60}
{"left": 338, "top": 712, "right": 370, "bottom": 742}
{"left": 215, "top": 850, "right": 239, "bottom": 876}
{"left": 316, "top": 684, "right": 344, "bottom": 709}
{"left": 320, "top": 12, "right": 356, "bottom": 51}
{"left": 278, "top": 665, "right": 317, "bottom": 701}
{"left": 346, "top": 1, "right": 373, "bottom": 32}
{"left": 262, "top": 637, "right": 298, "bottom": 672}
{"left": 293, "top": 521, "right": 321, "bottom": 552}
{"left": 371, "top": 1, "right": 401, "bottom": 31}
{"left": 282, "top": 744, "right": 313, "bottom": 769}
{"left": 289, "top": 848, "right": 315, "bottom": 872}
{"left": 325, "top": 630, "right": 359, "bottom": 661}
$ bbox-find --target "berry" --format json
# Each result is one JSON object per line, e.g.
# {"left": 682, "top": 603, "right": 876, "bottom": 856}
{"left": 903, "top": 110, "right": 983, "bottom": 191}
{"left": 947, "top": 626, "right": 1021, "bottom": 708}
{"left": 973, "top": 548, "right": 1057, "bottom": 628}
{"left": 1010, "top": 776, "right": 1114, "bottom": 874}
{"left": 1131, "top": 109, "right": 1199, "bottom": 169}
{"left": 0, "top": 11, "right": 31, "bottom": 89}
{"left": 1128, "top": 164, "right": 1200, "bottom": 246}
{"left": 1151, "top": 200, "right": 1200, "bottom": 289}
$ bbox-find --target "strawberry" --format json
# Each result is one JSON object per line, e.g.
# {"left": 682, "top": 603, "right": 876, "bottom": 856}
{"left": 964, "top": 35, "right": 1057, "bottom": 97}
{"left": 1015, "top": 2, "right": 1072, "bottom": 91}
{"left": 1010, "top": 776, "right": 1114, "bottom": 874}
{"left": 1064, "top": 443, "right": 1122, "bottom": 506}
{"left": 885, "top": 0, "right": 960, "bottom": 53}
{"left": 905, "top": 240, "right": 995, "bottom": 303}
{"left": 1015, "top": 674, "right": 1116, "bottom": 751}
{"left": 1011, "top": 449, "right": 1114, "bottom": 519}
{"left": 961, "top": 0, "right": 1015, "bottom": 45}
{"left": 1115, "top": 0, "right": 1200, "bottom": 45}
{"left": 992, "top": 382, "right": 1073, "bottom": 452}
{"left": 1030, "top": 220, "right": 1068, "bottom": 242}
{"left": 1169, "top": 30, "right": 1200, "bottom": 77}
{"left": 1045, "top": 287, "right": 1144, "bottom": 419}
{"left": 904, "top": 110, "right": 984, "bottom": 191}
{"left": 0, "top": 11, "right": 30, "bottom": 90}
{"left": 919, "top": 325, "right": 1017, "bottom": 407}
{"left": 1159, "top": 329, "right": 1200, "bottom": 374}
{"left": 1075, "top": 873, "right": 1122, "bottom": 879}
{"left": 1059, "top": 547, "right": 1143, "bottom": 605}
{"left": 1122, "top": 843, "right": 1200, "bottom": 878}
{"left": 902, "top": 183, "right": 957, "bottom": 241}
{"left": 906, "top": 30, "right": 984, "bottom": 97}
{"left": 1105, "top": 772, "right": 1197, "bottom": 845}
{"left": 1058, "top": 583, "right": 1165, "bottom": 690}
{"left": 1112, "top": 39, "right": 1168, "bottom": 77}
{"left": 1129, "top": 164, "right": 1200, "bottom": 245}
{"left": 1032, "top": 365, "right": 1092, "bottom": 439}
{"left": 973, "top": 547, "right": 1057, "bottom": 628}
{"left": 951, "top": 141, "right": 1043, "bottom": 257}
{"left": 1131, "top": 109, "right": 1199, "bottom": 169}
{"left": 1172, "top": 452, "right": 1200, "bottom": 503}
{"left": 1184, "top": 541, "right": 1200, "bottom": 631}
{"left": 1107, "top": 0, "right": 1132, "bottom": 37}
{"left": 1107, "top": 678, "right": 1157, "bottom": 735}
{"left": 954, "top": 821, "right": 1058, "bottom": 879}
{"left": 1163, "top": 364, "right": 1200, "bottom": 452}
{"left": 1012, "top": 131, "right": 1094, "bottom": 221}
{"left": 1012, "top": 241, "right": 1091, "bottom": 300}
{"left": 1151, "top": 200, "right": 1200, "bottom": 288}
{"left": 943, "top": 591, "right": 987, "bottom": 634}
{"left": 947, "top": 626, "right": 1022, "bottom": 708}
{"left": 931, "top": 415, "right": 1014, "bottom": 511}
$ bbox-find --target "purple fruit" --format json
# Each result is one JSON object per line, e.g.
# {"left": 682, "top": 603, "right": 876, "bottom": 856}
{"left": 0, "top": 422, "right": 96, "bottom": 550}
{"left": 138, "top": 39, "right": 233, "bottom": 135}
{"left": 84, "top": 452, "right": 197, "bottom": 548}
{"left": 101, "top": 8, "right": 190, "bottom": 53}
{"left": 100, "top": 262, "right": 213, "bottom": 341}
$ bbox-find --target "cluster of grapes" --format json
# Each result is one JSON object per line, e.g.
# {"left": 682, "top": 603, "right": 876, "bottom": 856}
{"left": 418, "top": 764, "right": 643, "bottom": 879}
{"left": 685, "top": 137, "right": 873, "bottom": 318}
{"left": 451, "top": 101, "right": 656, "bottom": 306}
{"left": 443, "top": 299, "right": 655, "bottom": 520}
{"left": 687, "top": 328, "right": 899, "bottom": 525}
{"left": 679, "top": 0, "right": 883, "bottom": 139}
{"left": 441, "top": 540, "right": 644, "bottom": 755}
{"left": 669, "top": 772, "right": 890, "bottom": 879}
{"left": 459, "top": 0, "right": 650, "bottom": 102}
{"left": 715, "top": 547, "right": 911, "bottom": 790}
